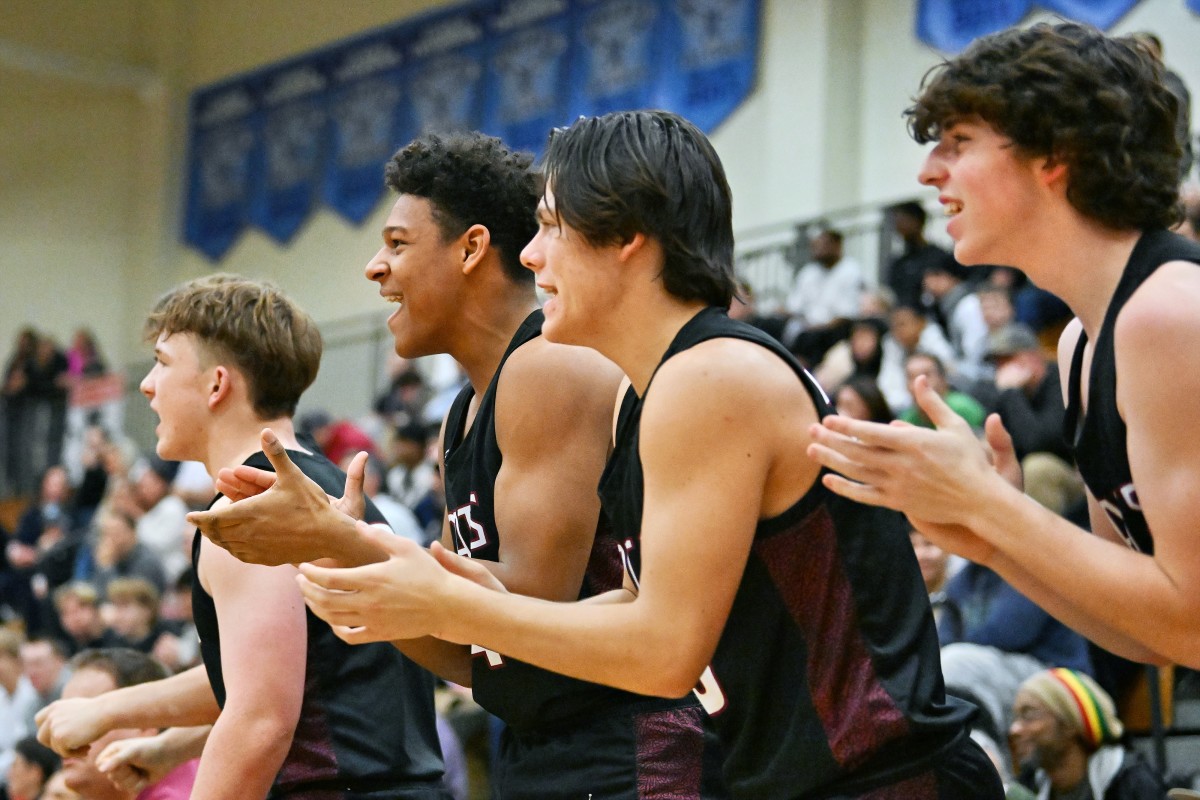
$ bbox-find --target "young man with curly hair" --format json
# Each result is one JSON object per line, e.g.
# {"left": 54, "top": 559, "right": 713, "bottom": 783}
{"left": 287, "top": 112, "right": 1002, "bottom": 799}
{"left": 37, "top": 276, "right": 448, "bottom": 799}
{"left": 188, "top": 132, "right": 728, "bottom": 800}
{"left": 807, "top": 22, "right": 1200, "bottom": 668}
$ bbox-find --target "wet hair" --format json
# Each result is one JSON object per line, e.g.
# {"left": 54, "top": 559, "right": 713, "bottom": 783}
{"left": 540, "top": 110, "right": 736, "bottom": 308}
{"left": 144, "top": 274, "right": 322, "bottom": 420}
{"left": 384, "top": 132, "right": 538, "bottom": 283}
{"left": 907, "top": 22, "right": 1182, "bottom": 230}
{"left": 69, "top": 647, "right": 169, "bottom": 689}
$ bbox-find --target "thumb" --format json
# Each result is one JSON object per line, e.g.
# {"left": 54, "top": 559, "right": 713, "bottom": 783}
{"left": 912, "top": 375, "right": 966, "bottom": 431}
{"left": 342, "top": 451, "right": 368, "bottom": 508}
{"left": 260, "top": 428, "right": 303, "bottom": 482}
{"left": 984, "top": 413, "right": 1023, "bottom": 490}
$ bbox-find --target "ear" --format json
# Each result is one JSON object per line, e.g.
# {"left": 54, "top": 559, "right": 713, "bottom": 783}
{"left": 617, "top": 232, "right": 647, "bottom": 263}
{"left": 460, "top": 224, "right": 491, "bottom": 276}
{"left": 208, "top": 365, "right": 233, "bottom": 410}
{"left": 1038, "top": 155, "right": 1069, "bottom": 192}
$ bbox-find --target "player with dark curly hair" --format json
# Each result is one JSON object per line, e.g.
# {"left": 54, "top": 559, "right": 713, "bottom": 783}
{"left": 189, "top": 131, "right": 728, "bottom": 800}
{"left": 808, "top": 22, "right": 1200, "bottom": 669}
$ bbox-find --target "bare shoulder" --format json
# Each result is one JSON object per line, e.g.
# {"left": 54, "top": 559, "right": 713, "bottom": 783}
{"left": 643, "top": 337, "right": 817, "bottom": 428}
{"left": 1118, "top": 261, "right": 1200, "bottom": 345}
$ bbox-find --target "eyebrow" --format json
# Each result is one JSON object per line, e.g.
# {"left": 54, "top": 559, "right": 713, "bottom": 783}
{"left": 382, "top": 225, "right": 412, "bottom": 238}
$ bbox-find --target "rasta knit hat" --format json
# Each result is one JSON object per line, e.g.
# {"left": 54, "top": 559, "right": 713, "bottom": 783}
{"left": 1019, "top": 668, "right": 1124, "bottom": 750}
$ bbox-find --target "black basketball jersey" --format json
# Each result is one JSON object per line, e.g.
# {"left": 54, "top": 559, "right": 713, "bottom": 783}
{"left": 1065, "top": 229, "right": 1200, "bottom": 554}
{"left": 443, "top": 309, "right": 695, "bottom": 731}
{"left": 192, "top": 449, "right": 447, "bottom": 799}
{"left": 599, "top": 308, "right": 976, "bottom": 799}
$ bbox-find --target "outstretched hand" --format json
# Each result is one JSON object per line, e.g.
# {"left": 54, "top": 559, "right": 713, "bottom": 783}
{"left": 297, "top": 523, "right": 464, "bottom": 644}
{"left": 806, "top": 375, "right": 1014, "bottom": 562}
{"left": 95, "top": 733, "right": 178, "bottom": 793}
{"left": 188, "top": 429, "right": 368, "bottom": 566}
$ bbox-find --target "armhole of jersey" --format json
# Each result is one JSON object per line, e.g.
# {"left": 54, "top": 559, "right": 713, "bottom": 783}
{"left": 1067, "top": 330, "right": 1089, "bottom": 415}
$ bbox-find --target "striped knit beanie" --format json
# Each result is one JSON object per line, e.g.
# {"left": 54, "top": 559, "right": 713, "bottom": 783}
{"left": 1018, "top": 668, "right": 1124, "bottom": 750}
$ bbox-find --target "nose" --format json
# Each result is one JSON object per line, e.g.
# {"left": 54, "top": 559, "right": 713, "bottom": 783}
{"left": 520, "top": 233, "right": 542, "bottom": 275}
{"left": 918, "top": 149, "right": 945, "bottom": 187}
{"left": 365, "top": 246, "right": 390, "bottom": 282}
{"left": 139, "top": 368, "right": 155, "bottom": 400}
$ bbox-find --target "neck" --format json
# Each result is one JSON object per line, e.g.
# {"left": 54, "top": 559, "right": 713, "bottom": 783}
{"left": 200, "top": 412, "right": 304, "bottom": 478}
{"left": 449, "top": 287, "right": 539, "bottom": 395}
{"left": 1004, "top": 212, "right": 1142, "bottom": 340}
{"left": 1046, "top": 744, "right": 1089, "bottom": 793}
{"left": 596, "top": 293, "right": 709, "bottom": 396}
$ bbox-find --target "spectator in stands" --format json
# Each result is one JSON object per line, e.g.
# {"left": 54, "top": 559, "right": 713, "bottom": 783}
{"left": 103, "top": 578, "right": 170, "bottom": 655}
{"left": 25, "top": 337, "right": 70, "bottom": 481}
{"left": 977, "top": 285, "right": 1017, "bottom": 336}
{"left": 54, "top": 648, "right": 198, "bottom": 800}
{"left": 813, "top": 316, "right": 887, "bottom": 392}
{"left": 374, "top": 361, "right": 430, "bottom": 429}
{"left": 6, "top": 736, "right": 60, "bottom": 800}
{"left": 833, "top": 376, "right": 894, "bottom": 424}
{"left": 923, "top": 259, "right": 990, "bottom": 382}
{"left": 986, "top": 325, "right": 1084, "bottom": 517}
{"left": 20, "top": 638, "right": 69, "bottom": 731}
{"left": 65, "top": 329, "right": 107, "bottom": 381}
{"left": 940, "top": 559, "right": 1092, "bottom": 759}
{"left": 884, "top": 200, "right": 957, "bottom": 309}
{"left": 878, "top": 303, "right": 956, "bottom": 411}
{"left": 72, "top": 425, "right": 112, "bottom": 532}
{"left": 3, "top": 328, "right": 39, "bottom": 497}
{"left": 781, "top": 226, "right": 865, "bottom": 365}
{"left": 909, "top": 529, "right": 959, "bottom": 640}
{"left": 899, "top": 352, "right": 986, "bottom": 430}
{"left": 109, "top": 457, "right": 188, "bottom": 585}
{"left": 385, "top": 420, "right": 436, "bottom": 513}
{"left": 297, "top": 410, "right": 378, "bottom": 466}
{"left": 91, "top": 510, "right": 166, "bottom": 597}
{"left": 54, "top": 582, "right": 114, "bottom": 656}
{"left": 7, "top": 466, "right": 78, "bottom": 634}
{"left": 1010, "top": 668, "right": 1166, "bottom": 800}
{"left": 728, "top": 280, "right": 787, "bottom": 342}
{"left": 150, "top": 571, "right": 199, "bottom": 674}
{"left": 0, "top": 629, "right": 38, "bottom": 783}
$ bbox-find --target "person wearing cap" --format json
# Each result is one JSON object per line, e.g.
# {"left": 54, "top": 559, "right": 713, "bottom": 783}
{"left": 987, "top": 324, "right": 1083, "bottom": 517}
{"left": 1009, "top": 668, "right": 1165, "bottom": 799}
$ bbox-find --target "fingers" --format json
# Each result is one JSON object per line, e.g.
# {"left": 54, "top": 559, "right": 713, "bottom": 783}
{"left": 819, "top": 472, "right": 902, "bottom": 510}
{"left": 983, "top": 413, "right": 1015, "bottom": 458}
{"left": 260, "top": 428, "right": 304, "bottom": 481}
{"left": 805, "top": 440, "right": 886, "bottom": 486}
{"left": 215, "top": 466, "right": 276, "bottom": 500}
{"left": 430, "top": 542, "right": 505, "bottom": 591}
{"left": 911, "top": 375, "right": 969, "bottom": 432}
{"left": 356, "top": 519, "right": 415, "bottom": 558}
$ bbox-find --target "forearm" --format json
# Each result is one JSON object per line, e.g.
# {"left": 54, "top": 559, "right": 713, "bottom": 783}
{"left": 192, "top": 708, "right": 292, "bottom": 800}
{"left": 97, "top": 666, "right": 220, "bottom": 730}
{"left": 391, "top": 637, "right": 473, "bottom": 687}
{"left": 435, "top": 579, "right": 702, "bottom": 698}
{"left": 155, "top": 725, "right": 211, "bottom": 763}
{"left": 320, "top": 515, "right": 390, "bottom": 568}
{"left": 970, "top": 487, "right": 1173, "bottom": 664}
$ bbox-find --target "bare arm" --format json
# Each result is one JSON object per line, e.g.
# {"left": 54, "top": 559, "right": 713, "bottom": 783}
{"left": 37, "top": 666, "right": 218, "bottom": 757}
{"left": 190, "top": 534, "right": 306, "bottom": 800}
{"left": 296, "top": 341, "right": 811, "bottom": 697}
{"left": 96, "top": 725, "right": 211, "bottom": 794}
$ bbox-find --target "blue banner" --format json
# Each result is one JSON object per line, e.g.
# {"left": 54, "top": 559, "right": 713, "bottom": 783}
{"left": 249, "top": 63, "right": 330, "bottom": 243}
{"left": 916, "top": 0, "right": 1152, "bottom": 53}
{"left": 1186, "top": 0, "right": 1200, "bottom": 14}
{"left": 184, "top": 84, "right": 261, "bottom": 261}
{"left": 323, "top": 35, "right": 411, "bottom": 224}
{"left": 570, "top": 0, "right": 665, "bottom": 119}
{"left": 183, "top": 0, "right": 761, "bottom": 261}
{"left": 482, "top": 0, "right": 575, "bottom": 154}
{"left": 660, "top": 0, "right": 762, "bottom": 132}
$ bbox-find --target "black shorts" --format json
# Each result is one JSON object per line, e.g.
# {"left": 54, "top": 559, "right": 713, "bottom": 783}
{"left": 824, "top": 735, "right": 1004, "bottom": 800}
{"left": 491, "top": 699, "right": 727, "bottom": 800}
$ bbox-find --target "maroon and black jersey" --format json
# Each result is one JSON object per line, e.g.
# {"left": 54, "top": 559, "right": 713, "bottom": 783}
{"left": 1065, "top": 229, "right": 1200, "bottom": 554}
{"left": 599, "top": 308, "right": 982, "bottom": 799}
{"left": 193, "top": 449, "right": 447, "bottom": 799}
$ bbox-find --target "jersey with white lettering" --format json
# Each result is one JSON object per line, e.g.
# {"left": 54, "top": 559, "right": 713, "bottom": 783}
{"left": 599, "top": 307, "right": 979, "bottom": 799}
{"left": 444, "top": 310, "right": 693, "bottom": 731}
{"left": 192, "top": 449, "right": 447, "bottom": 799}
{"left": 1065, "top": 229, "right": 1200, "bottom": 553}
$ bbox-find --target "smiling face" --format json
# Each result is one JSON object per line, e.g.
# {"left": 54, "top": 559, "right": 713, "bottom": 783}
{"left": 918, "top": 118, "right": 1048, "bottom": 267}
{"left": 1009, "top": 689, "right": 1075, "bottom": 771}
{"left": 138, "top": 333, "right": 213, "bottom": 462}
{"left": 520, "top": 186, "right": 622, "bottom": 347}
{"left": 365, "top": 195, "right": 469, "bottom": 360}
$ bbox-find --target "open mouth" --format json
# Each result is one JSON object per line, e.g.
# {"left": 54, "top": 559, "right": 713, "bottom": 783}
{"left": 943, "top": 201, "right": 963, "bottom": 216}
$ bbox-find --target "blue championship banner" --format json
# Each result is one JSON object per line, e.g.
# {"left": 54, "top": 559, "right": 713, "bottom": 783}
{"left": 916, "top": 0, "right": 1144, "bottom": 53}
{"left": 183, "top": 0, "right": 761, "bottom": 261}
